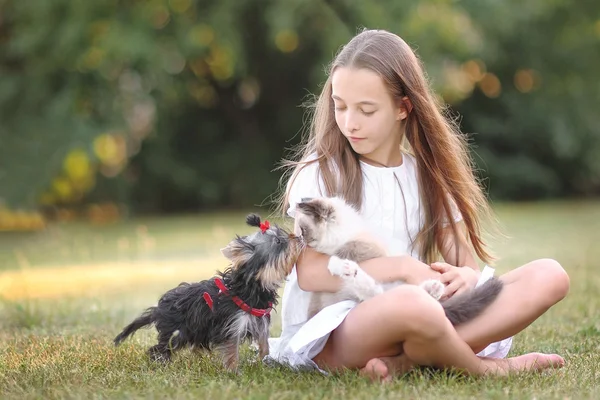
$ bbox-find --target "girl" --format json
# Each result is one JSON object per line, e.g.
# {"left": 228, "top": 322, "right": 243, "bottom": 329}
{"left": 267, "top": 29, "right": 569, "bottom": 381}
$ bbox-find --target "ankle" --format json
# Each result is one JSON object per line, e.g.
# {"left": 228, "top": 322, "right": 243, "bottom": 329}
{"left": 479, "top": 358, "right": 509, "bottom": 376}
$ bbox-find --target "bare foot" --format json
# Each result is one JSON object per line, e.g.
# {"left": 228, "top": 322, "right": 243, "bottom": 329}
{"left": 508, "top": 353, "right": 565, "bottom": 372}
{"left": 360, "top": 358, "right": 392, "bottom": 383}
{"left": 360, "top": 354, "right": 416, "bottom": 383}
{"left": 481, "top": 352, "right": 565, "bottom": 376}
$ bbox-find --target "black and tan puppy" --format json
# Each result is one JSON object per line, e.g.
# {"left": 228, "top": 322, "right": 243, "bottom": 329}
{"left": 114, "top": 214, "right": 304, "bottom": 371}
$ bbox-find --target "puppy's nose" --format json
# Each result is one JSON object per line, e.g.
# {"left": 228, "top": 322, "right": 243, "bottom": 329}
{"left": 289, "top": 233, "right": 302, "bottom": 242}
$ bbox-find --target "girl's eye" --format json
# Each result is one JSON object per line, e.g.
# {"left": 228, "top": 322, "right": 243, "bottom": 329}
{"left": 362, "top": 110, "right": 375, "bottom": 116}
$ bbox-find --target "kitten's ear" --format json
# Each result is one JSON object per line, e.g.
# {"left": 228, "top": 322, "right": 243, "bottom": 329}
{"left": 297, "top": 201, "right": 318, "bottom": 216}
{"left": 322, "top": 205, "right": 335, "bottom": 222}
{"left": 220, "top": 235, "right": 254, "bottom": 263}
{"left": 297, "top": 200, "right": 334, "bottom": 222}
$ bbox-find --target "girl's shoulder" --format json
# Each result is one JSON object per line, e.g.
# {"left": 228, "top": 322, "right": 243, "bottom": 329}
{"left": 401, "top": 152, "right": 418, "bottom": 172}
{"left": 285, "top": 153, "right": 329, "bottom": 218}
{"left": 287, "top": 153, "right": 323, "bottom": 187}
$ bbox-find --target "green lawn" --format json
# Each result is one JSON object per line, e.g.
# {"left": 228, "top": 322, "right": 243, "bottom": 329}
{"left": 1, "top": 201, "right": 599, "bottom": 399}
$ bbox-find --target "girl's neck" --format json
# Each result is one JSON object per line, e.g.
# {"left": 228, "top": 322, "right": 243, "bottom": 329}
{"left": 359, "top": 150, "right": 403, "bottom": 168}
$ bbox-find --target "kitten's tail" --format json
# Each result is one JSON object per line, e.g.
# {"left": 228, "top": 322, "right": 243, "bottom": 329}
{"left": 114, "top": 307, "right": 156, "bottom": 346}
{"left": 441, "top": 278, "right": 503, "bottom": 326}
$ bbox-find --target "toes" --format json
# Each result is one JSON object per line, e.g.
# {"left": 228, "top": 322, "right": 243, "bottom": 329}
{"left": 360, "top": 358, "right": 391, "bottom": 383}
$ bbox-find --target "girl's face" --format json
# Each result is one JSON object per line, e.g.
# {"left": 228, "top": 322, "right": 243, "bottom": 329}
{"left": 331, "top": 67, "right": 408, "bottom": 166}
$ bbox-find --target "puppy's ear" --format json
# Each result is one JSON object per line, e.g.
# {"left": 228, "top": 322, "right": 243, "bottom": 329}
{"left": 246, "top": 214, "right": 261, "bottom": 227}
{"left": 220, "top": 235, "right": 254, "bottom": 263}
{"left": 220, "top": 244, "right": 236, "bottom": 260}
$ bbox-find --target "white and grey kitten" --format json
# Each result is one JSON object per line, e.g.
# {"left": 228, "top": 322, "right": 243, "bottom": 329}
{"left": 294, "top": 196, "right": 503, "bottom": 325}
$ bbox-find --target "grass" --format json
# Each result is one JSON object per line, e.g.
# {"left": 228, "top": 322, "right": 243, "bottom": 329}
{"left": 1, "top": 200, "right": 599, "bottom": 399}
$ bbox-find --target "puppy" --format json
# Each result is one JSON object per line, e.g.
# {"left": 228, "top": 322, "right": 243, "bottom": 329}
{"left": 113, "top": 214, "right": 304, "bottom": 371}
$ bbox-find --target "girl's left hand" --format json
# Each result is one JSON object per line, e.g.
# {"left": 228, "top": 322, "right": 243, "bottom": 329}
{"left": 430, "top": 262, "right": 480, "bottom": 300}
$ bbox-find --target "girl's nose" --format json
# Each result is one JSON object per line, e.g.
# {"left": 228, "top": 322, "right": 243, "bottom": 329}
{"left": 345, "top": 112, "right": 359, "bottom": 132}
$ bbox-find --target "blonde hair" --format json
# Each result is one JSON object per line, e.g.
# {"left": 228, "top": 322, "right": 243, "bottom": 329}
{"left": 276, "top": 29, "right": 497, "bottom": 264}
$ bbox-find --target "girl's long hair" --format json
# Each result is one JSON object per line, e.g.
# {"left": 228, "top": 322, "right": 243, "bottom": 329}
{"left": 275, "top": 29, "right": 498, "bottom": 264}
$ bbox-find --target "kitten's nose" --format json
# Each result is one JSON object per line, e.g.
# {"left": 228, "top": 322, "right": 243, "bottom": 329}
{"left": 301, "top": 197, "right": 313, "bottom": 203}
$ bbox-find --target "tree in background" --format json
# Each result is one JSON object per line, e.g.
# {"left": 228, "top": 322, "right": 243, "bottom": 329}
{"left": 0, "top": 0, "right": 598, "bottom": 231}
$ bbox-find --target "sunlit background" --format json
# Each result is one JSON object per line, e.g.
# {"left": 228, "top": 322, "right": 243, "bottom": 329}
{"left": 1, "top": 0, "right": 599, "bottom": 321}
{"left": 1, "top": 1, "right": 600, "bottom": 398}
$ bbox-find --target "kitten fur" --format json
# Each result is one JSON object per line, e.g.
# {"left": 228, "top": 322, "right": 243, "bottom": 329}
{"left": 294, "top": 197, "right": 503, "bottom": 325}
{"left": 113, "top": 214, "right": 304, "bottom": 371}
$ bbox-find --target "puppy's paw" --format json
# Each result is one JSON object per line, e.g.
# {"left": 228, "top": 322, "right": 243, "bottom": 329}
{"left": 328, "top": 256, "right": 359, "bottom": 278}
{"left": 420, "top": 279, "right": 445, "bottom": 300}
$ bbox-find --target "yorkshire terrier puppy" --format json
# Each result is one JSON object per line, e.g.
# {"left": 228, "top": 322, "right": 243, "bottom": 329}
{"left": 113, "top": 214, "right": 304, "bottom": 371}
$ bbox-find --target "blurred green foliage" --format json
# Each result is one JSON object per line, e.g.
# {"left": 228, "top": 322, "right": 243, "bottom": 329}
{"left": 0, "top": 0, "right": 598, "bottom": 218}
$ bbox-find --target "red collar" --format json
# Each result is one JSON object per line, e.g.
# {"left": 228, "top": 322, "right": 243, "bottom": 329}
{"left": 214, "top": 278, "right": 273, "bottom": 317}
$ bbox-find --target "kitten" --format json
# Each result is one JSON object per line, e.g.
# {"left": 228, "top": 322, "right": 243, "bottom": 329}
{"left": 294, "top": 196, "right": 503, "bottom": 325}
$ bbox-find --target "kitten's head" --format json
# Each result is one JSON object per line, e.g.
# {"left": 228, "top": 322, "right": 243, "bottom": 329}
{"left": 220, "top": 214, "right": 304, "bottom": 290}
{"left": 295, "top": 197, "right": 356, "bottom": 247}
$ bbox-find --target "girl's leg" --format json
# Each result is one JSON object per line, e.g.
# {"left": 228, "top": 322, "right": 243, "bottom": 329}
{"left": 312, "top": 284, "right": 563, "bottom": 381}
{"left": 454, "top": 258, "right": 570, "bottom": 353}
{"left": 357, "top": 258, "right": 569, "bottom": 381}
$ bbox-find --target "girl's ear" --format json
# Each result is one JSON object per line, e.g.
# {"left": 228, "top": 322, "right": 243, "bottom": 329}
{"left": 396, "top": 96, "right": 413, "bottom": 120}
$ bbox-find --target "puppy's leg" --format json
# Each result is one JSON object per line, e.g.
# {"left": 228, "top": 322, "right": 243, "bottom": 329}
{"left": 218, "top": 339, "right": 240, "bottom": 371}
{"left": 149, "top": 331, "right": 179, "bottom": 363}
{"left": 328, "top": 256, "right": 384, "bottom": 301}
{"left": 257, "top": 328, "right": 270, "bottom": 360}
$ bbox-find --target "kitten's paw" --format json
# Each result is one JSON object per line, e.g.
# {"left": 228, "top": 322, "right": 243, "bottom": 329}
{"left": 420, "top": 279, "right": 445, "bottom": 300}
{"left": 328, "top": 256, "right": 359, "bottom": 278}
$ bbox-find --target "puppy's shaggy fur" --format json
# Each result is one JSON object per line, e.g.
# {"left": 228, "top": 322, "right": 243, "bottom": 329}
{"left": 113, "top": 214, "right": 303, "bottom": 371}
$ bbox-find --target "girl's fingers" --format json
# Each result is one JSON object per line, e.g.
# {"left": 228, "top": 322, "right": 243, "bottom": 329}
{"left": 430, "top": 262, "right": 451, "bottom": 273}
{"left": 442, "top": 280, "right": 462, "bottom": 299}
{"left": 453, "top": 286, "right": 469, "bottom": 298}
{"left": 439, "top": 271, "right": 457, "bottom": 284}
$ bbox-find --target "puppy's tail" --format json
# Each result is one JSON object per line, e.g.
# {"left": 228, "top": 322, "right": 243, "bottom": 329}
{"left": 114, "top": 307, "right": 156, "bottom": 346}
{"left": 441, "top": 278, "right": 503, "bottom": 326}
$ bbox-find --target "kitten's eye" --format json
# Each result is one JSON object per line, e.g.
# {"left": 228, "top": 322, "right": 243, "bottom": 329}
{"left": 274, "top": 237, "right": 281, "bottom": 244}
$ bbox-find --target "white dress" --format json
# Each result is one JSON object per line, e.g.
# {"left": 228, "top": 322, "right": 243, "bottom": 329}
{"left": 265, "top": 154, "right": 513, "bottom": 373}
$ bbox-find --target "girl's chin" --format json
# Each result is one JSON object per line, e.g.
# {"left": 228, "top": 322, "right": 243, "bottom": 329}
{"left": 348, "top": 142, "right": 370, "bottom": 154}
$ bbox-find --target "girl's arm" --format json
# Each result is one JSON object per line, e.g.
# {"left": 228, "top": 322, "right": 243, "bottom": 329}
{"left": 439, "top": 221, "right": 480, "bottom": 270}
{"left": 433, "top": 221, "right": 482, "bottom": 299}
{"left": 296, "top": 247, "right": 441, "bottom": 293}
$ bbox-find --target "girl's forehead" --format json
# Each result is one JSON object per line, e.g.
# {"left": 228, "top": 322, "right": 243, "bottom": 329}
{"left": 331, "top": 67, "right": 387, "bottom": 102}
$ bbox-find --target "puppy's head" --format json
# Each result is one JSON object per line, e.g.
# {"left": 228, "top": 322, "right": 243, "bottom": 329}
{"left": 220, "top": 214, "right": 304, "bottom": 290}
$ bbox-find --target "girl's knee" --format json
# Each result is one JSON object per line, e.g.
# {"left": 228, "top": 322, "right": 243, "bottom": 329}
{"left": 385, "top": 285, "right": 448, "bottom": 340}
{"left": 534, "top": 258, "right": 570, "bottom": 302}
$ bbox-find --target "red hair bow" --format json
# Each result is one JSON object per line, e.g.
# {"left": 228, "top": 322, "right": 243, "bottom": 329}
{"left": 260, "top": 220, "right": 270, "bottom": 233}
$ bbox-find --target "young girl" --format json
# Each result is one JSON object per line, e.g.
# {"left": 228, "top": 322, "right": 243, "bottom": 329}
{"left": 267, "top": 29, "right": 569, "bottom": 381}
